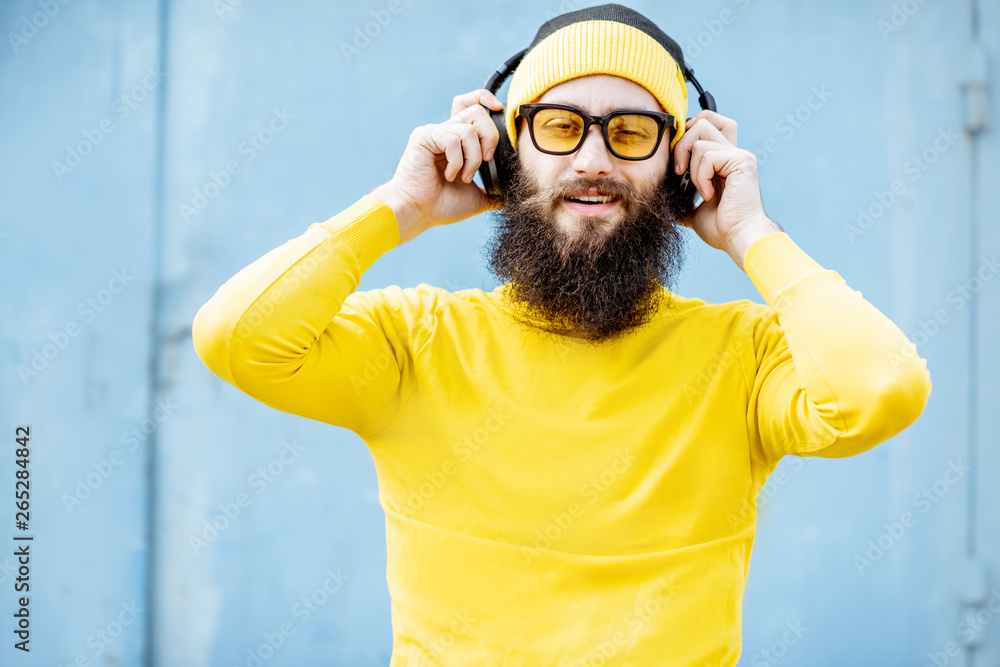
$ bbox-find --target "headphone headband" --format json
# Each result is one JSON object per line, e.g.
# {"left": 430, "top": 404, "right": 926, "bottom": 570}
{"left": 476, "top": 47, "right": 716, "bottom": 203}
{"left": 485, "top": 48, "right": 528, "bottom": 94}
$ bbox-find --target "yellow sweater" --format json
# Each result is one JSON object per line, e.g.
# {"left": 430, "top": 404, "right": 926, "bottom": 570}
{"left": 192, "top": 194, "right": 931, "bottom": 666}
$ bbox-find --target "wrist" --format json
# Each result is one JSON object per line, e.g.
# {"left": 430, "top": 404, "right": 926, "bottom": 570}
{"left": 370, "top": 182, "right": 425, "bottom": 244}
{"left": 725, "top": 215, "right": 784, "bottom": 271}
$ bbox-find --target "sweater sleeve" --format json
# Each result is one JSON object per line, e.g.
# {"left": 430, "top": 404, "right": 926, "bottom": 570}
{"left": 740, "top": 232, "right": 932, "bottom": 465}
{"left": 191, "top": 194, "right": 413, "bottom": 438}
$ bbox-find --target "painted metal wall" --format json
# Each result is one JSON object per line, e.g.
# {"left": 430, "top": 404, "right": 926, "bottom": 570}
{"left": 1, "top": 0, "right": 996, "bottom": 665}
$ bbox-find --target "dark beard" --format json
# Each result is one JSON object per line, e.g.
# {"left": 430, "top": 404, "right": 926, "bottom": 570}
{"left": 483, "top": 150, "right": 693, "bottom": 345}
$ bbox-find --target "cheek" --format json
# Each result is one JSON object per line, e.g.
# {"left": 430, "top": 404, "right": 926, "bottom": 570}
{"left": 654, "top": 137, "right": 673, "bottom": 172}
{"left": 641, "top": 144, "right": 671, "bottom": 185}
{"left": 518, "top": 149, "right": 561, "bottom": 185}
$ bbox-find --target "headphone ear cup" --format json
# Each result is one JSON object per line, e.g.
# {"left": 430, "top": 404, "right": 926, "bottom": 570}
{"left": 478, "top": 105, "right": 514, "bottom": 198}
{"left": 678, "top": 167, "right": 700, "bottom": 207}
{"left": 676, "top": 118, "right": 701, "bottom": 207}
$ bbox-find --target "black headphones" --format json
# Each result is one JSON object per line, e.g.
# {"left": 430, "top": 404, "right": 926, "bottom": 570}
{"left": 476, "top": 47, "right": 717, "bottom": 206}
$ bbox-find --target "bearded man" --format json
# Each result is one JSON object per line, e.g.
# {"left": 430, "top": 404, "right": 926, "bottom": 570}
{"left": 193, "top": 4, "right": 931, "bottom": 665}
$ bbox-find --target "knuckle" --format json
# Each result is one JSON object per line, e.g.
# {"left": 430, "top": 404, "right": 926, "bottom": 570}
{"left": 436, "top": 130, "right": 455, "bottom": 147}
{"left": 481, "top": 112, "right": 500, "bottom": 137}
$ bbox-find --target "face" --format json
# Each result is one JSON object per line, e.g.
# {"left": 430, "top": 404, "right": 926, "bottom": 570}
{"left": 485, "top": 74, "right": 694, "bottom": 344}
{"left": 518, "top": 74, "right": 674, "bottom": 235}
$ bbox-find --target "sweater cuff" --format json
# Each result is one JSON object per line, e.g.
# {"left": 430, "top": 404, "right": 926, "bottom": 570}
{"left": 315, "top": 194, "right": 401, "bottom": 273}
{"left": 743, "top": 231, "right": 828, "bottom": 307}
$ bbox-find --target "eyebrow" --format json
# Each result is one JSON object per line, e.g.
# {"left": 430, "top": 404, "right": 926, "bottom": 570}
{"left": 544, "top": 100, "right": 660, "bottom": 115}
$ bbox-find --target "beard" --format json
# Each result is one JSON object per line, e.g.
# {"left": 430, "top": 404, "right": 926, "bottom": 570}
{"left": 483, "top": 150, "right": 694, "bottom": 345}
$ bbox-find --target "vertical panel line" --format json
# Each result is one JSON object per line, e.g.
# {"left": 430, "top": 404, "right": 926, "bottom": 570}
{"left": 145, "top": 0, "right": 170, "bottom": 665}
{"left": 966, "top": 0, "right": 980, "bottom": 664}
{"left": 966, "top": 0, "right": 979, "bottom": 562}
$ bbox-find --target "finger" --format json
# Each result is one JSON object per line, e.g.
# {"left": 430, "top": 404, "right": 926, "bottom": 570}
{"left": 689, "top": 140, "right": 734, "bottom": 201}
{"left": 454, "top": 123, "right": 485, "bottom": 182}
{"left": 433, "top": 124, "right": 483, "bottom": 183}
{"left": 450, "top": 104, "right": 501, "bottom": 161}
{"left": 427, "top": 127, "right": 466, "bottom": 182}
{"left": 693, "top": 146, "right": 747, "bottom": 201}
{"left": 695, "top": 149, "right": 721, "bottom": 200}
{"left": 674, "top": 119, "right": 732, "bottom": 175}
{"left": 684, "top": 110, "right": 737, "bottom": 145}
{"left": 686, "top": 139, "right": 715, "bottom": 199}
{"left": 451, "top": 89, "right": 503, "bottom": 118}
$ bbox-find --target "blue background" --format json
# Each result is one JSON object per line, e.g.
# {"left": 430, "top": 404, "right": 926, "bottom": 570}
{"left": 1, "top": 0, "right": 998, "bottom": 665}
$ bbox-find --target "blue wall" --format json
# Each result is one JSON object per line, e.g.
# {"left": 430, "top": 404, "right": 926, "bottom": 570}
{"left": 1, "top": 0, "right": 998, "bottom": 665}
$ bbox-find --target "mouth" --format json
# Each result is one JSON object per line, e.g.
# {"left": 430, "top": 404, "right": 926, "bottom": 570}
{"left": 562, "top": 193, "right": 621, "bottom": 216}
{"left": 561, "top": 190, "right": 622, "bottom": 216}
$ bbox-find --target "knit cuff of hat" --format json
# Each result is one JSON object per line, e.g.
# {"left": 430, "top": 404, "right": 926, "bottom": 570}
{"left": 504, "top": 19, "right": 689, "bottom": 153}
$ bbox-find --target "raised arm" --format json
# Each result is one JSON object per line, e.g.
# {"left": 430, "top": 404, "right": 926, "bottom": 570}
{"left": 192, "top": 88, "right": 506, "bottom": 437}
{"left": 669, "top": 109, "right": 930, "bottom": 465}
{"left": 192, "top": 196, "right": 409, "bottom": 437}
{"left": 740, "top": 231, "right": 931, "bottom": 465}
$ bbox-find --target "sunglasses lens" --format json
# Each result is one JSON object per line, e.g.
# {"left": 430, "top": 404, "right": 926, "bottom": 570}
{"left": 531, "top": 107, "right": 586, "bottom": 153}
{"left": 529, "top": 106, "right": 664, "bottom": 158}
{"left": 607, "top": 114, "right": 661, "bottom": 158}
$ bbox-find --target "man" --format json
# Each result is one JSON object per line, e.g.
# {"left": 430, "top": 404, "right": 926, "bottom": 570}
{"left": 193, "top": 4, "right": 932, "bottom": 665}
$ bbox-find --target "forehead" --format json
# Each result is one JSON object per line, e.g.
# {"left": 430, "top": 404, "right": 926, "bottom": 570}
{"left": 534, "top": 74, "right": 664, "bottom": 114}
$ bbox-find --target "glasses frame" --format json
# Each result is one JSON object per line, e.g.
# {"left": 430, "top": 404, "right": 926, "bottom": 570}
{"left": 517, "top": 102, "right": 675, "bottom": 161}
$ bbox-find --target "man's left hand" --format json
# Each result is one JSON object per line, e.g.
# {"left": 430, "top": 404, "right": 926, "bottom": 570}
{"left": 672, "top": 110, "right": 783, "bottom": 270}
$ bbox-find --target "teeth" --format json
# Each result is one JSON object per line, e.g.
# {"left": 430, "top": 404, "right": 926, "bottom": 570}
{"left": 568, "top": 195, "right": 615, "bottom": 203}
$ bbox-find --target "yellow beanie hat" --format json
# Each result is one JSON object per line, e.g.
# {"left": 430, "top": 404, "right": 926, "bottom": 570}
{"left": 505, "top": 4, "right": 689, "bottom": 153}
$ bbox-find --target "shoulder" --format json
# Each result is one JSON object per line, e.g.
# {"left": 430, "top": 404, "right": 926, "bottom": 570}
{"left": 658, "top": 289, "right": 773, "bottom": 330}
{"left": 344, "top": 282, "right": 493, "bottom": 310}
{"left": 342, "top": 282, "right": 499, "bottom": 332}
{"left": 657, "top": 291, "right": 781, "bottom": 373}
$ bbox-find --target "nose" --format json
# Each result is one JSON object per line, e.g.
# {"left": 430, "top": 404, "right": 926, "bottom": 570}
{"left": 570, "top": 124, "right": 614, "bottom": 177}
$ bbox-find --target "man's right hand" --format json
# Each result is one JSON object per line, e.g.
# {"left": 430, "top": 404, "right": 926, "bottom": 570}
{"left": 371, "top": 89, "right": 505, "bottom": 244}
